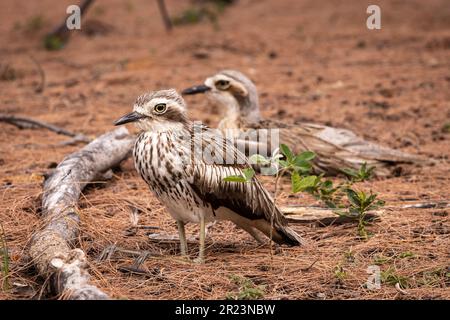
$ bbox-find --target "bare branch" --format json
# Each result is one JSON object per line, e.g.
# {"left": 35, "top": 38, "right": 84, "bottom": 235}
{"left": 0, "top": 114, "right": 91, "bottom": 143}
{"left": 29, "top": 55, "right": 46, "bottom": 93}
{"left": 156, "top": 0, "right": 173, "bottom": 32}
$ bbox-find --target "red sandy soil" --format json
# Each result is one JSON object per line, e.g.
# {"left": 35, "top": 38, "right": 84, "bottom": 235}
{"left": 0, "top": 0, "right": 449, "bottom": 299}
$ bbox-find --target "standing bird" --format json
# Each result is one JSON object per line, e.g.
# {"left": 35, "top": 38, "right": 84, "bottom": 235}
{"left": 114, "top": 89, "right": 304, "bottom": 263}
{"left": 182, "top": 70, "right": 427, "bottom": 177}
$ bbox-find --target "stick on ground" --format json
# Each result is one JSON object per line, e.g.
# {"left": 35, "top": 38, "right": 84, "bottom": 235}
{"left": 0, "top": 113, "right": 91, "bottom": 143}
{"left": 280, "top": 206, "right": 382, "bottom": 225}
{"left": 156, "top": 0, "right": 173, "bottom": 32}
{"left": 29, "top": 55, "right": 46, "bottom": 93}
{"left": 28, "top": 127, "right": 135, "bottom": 299}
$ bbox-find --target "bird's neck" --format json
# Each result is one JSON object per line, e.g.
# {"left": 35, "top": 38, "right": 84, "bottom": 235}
{"left": 137, "top": 120, "right": 190, "bottom": 134}
{"left": 219, "top": 98, "right": 261, "bottom": 130}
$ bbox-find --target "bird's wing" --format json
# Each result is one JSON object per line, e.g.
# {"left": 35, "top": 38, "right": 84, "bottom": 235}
{"left": 236, "top": 119, "right": 426, "bottom": 176}
{"left": 299, "top": 123, "right": 426, "bottom": 163}
{"left": 185, "top": 124, "right": 287, "bottom": 227}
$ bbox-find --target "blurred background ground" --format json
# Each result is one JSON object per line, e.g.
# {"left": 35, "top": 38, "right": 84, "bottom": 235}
{"left": 0, "top": 0, "right": 449, "bottom": 299}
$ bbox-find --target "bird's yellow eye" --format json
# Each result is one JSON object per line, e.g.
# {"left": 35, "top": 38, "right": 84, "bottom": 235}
{"left": 154, "top": 103, "right": 167, "bottom": 114}
{"left": 215, "top": 80, "right": 230, "bottom": 90}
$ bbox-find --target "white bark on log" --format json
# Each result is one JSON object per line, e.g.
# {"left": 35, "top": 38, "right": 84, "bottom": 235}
{"left": 29, "top": 127, "right": 135, "bottom": 299}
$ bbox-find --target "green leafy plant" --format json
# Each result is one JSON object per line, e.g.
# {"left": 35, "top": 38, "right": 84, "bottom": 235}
{"left": 0, "top": 223, "right": 10, "bottom": 291}
{"left": 44, "top": 35, "right": 66, "bottom": 51}
{"left": 224, "top": 144, "right": 384, "bottom": 239}
{"left": 334, "top": 265, "right": 347, "bottom": 281}
{"left": 225, "top": 275, "right": 265, "bottom": 300}
{"left": 338, "top": 188, "right": 384, "bottom": 239}
{"left": 341, "top": 162, "right": 375, "bottom": 182}
{"left": 282, "top": 147, "right": 383, "bottom": 236}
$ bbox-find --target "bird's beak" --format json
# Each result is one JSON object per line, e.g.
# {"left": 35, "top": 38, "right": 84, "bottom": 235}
{"left": 181, "top": 84, "right": 211, "bottom": 95}
{"left": 114, "top": 111, "right": 146, "bottom": 126}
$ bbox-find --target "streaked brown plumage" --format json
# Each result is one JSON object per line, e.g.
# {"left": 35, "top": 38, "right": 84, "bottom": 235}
{"left": 182, "top": 70, "right": 428, "bottom": 177}
{"left": 114, "top": 89, "right": 304, "bottom": 263}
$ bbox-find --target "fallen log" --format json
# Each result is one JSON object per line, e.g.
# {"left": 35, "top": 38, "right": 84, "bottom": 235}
{"left": 280, "top": 206, "right": 382, "bottom": 225}
{"left": 28, "top": 127, "right": 135, "bottom": 299}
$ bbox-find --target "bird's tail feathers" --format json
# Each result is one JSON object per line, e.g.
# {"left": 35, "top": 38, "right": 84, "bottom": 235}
{"left": 274, "top": 225, "right": 306, "bottom": 246}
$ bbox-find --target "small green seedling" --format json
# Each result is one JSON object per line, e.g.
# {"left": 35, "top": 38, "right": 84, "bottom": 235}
{"left": 44, "top": 35, "right": 66, "bottom": 51}
{"left": 334, "top": 265, "right": 347, "bottom": 281}
{"left": 279, "top": 144, "right": 315, "bottom": 174}
{"left": 338, "top": 188, "right": 385, "bottom": 239}
{"left": 226, "top": 274, "right": 265, "bottom": 300}
{"left": 341, "top": 162, "right": 375, "bottom": 182}
{"left": 224, "top": 143, "right": 385, "bottom": 240}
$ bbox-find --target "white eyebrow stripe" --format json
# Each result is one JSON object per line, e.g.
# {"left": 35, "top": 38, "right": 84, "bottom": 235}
{"left": 148, "top": 97, "right": 171, "bottom": 106}
{"left": 209, "top": 75, "right": 234, "bottom": 85}
{"left": 134, "top": 97, "right": 185, "bottom": 114}
{"left": 134, "top": 97, "right": 172, "bottom": 112}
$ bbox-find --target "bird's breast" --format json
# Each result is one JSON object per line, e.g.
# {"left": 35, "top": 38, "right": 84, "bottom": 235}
{"left": 133, "top": 132, "right": 196, "bottom": 196}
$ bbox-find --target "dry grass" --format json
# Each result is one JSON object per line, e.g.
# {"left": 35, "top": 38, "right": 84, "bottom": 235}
{"left": 0, "top": 153, "right": 448, "bottom": 299}
{"left": 0, "top": 0, "right": 449, "bottom": 300}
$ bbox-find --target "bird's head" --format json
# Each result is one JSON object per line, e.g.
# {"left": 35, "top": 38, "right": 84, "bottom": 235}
{"left": 114, "top": 89, "right": 189, "bottom": 132}
{"left": 182, "top": 70, "right": 260, "bottom": 122}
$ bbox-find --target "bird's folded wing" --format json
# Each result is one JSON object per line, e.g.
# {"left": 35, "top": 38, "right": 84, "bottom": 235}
{"left": 187, "top": 126, "right": 287, "bottom": 225}
{"left": 299, "top": 123, "right": 426, "bottom": 163}
{"left": 248, "top": 119, "right": 424, "bottom": 163}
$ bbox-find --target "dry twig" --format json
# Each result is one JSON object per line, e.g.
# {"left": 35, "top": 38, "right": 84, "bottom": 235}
{"left": 156, "top": 0, "right": 173, "bottom": 32}
{"left": 29, "top": 55, "right": 46, "bottom": 93}
{"left": 0, "top": 113, "right": 91, "bottom": 143}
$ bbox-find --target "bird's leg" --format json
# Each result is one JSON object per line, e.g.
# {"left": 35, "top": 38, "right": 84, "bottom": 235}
{"left": 243, "top": 225, "right": 266, "bottom": 245}
{"left": 176, "top": 220, "right": 188, "bottom": 257}
{"left": 194, "top": 213, "right": 206, "bottom": 264}
{"left": 231, "top": 221, "right": 266, "bottom": 245}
